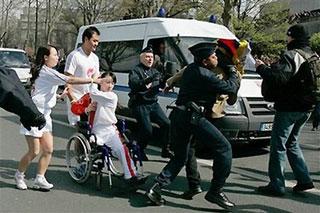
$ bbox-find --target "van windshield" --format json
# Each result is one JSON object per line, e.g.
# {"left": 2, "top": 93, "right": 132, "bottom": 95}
{"left": 0, "top": 51, "right": 30, "bottom": 68}
{"left": 174, "top": 37, "right": 216, "bottom": 64}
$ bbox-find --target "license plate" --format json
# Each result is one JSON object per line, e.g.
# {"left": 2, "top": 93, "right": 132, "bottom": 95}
{"left": 260, "top": 123, "right": 273, "bottom": 131}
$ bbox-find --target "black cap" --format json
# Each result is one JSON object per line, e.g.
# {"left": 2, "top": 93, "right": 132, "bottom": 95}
{"left": 287, "top": 24, "right": 309, "bottom": 41}
{"left": 189, "top": 41, "right": 217, "bottom": 61}
{"left": 140, "top": 45, "right": 153, "bottom": 54}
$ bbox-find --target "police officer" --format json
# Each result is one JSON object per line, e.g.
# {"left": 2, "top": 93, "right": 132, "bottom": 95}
{"left": 128, "top": 46, "right": 173, "bottom": 160}
{"left": 146, "top": 41, "right": 240, "bottom": 210}
{"left": 179, "top": 39, "right": 248, "bottom": 200}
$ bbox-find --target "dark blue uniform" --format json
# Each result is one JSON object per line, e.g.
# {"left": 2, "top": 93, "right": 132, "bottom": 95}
{"left": 156, "top": 62, "right": 239, "bottom": 190}
{"left": 128, "top": 63, "right": 171, "bottom": 157}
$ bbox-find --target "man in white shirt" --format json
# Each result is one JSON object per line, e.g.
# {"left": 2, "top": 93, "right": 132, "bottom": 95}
{"left": 64, "top": 26, "right": 100, "bottom": 125}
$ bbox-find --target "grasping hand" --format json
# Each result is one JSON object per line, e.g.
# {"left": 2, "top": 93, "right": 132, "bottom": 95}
{"left": 146, "top": 82, "right": 152, "bottom": 89}
{"left": 255, "top": 59, "right": 265, "bottom": 68}
{"left": 85, "top": 101, "right": 97, "bottom": 113}
{"left": 162, "top": 83, "right": 173, "bottom": 93}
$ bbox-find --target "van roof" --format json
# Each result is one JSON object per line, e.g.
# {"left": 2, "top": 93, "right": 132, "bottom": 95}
{"left": 77, "top": 17, "right": 237, "bottom": 42}
{"left": 0, "top": 48, "right": 26, "bottom": 53}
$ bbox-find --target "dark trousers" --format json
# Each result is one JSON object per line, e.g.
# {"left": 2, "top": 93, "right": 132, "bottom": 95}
{"left": 185, "top": 136, "right": 201, "bottom": 189}
{"left": 132, "top": 102, "right": 170, "bottom": 150}
{"left": 312, "top": 103, "right": 320, "bottom": 129}
{"left": 156, "top": 108, "right": 232, "bottom": 192}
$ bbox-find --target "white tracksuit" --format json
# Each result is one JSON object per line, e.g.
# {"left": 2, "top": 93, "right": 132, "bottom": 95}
{"left": 89, "top": 87, "right": 137, "bottom": 179}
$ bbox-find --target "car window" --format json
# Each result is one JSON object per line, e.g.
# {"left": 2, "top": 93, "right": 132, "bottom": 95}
{"left": 0, "top": 51, "right": 30, "bottom": 68}
{"left": 95, "top": 40, "right": 143, "bottom": 73}
{"left": 147, "top": 38, "right": 185, "bottom": 78}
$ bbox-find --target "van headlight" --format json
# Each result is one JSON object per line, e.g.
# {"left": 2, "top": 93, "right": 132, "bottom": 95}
{"left": 224, "top": 98, "right": 245, "bottom": 115}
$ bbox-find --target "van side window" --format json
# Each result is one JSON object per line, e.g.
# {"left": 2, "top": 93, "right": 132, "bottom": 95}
{"left": 147, "top": 38, "right": 184, "bottom": 78}
{"left": 96, "top": 40, "right": 143, "bottom": 73}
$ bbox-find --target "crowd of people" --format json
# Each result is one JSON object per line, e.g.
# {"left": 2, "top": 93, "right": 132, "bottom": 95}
{"left": 0, "top": 23, "right": 317, "bottom": 210}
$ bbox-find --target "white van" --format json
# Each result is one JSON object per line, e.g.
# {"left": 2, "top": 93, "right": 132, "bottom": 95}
{"left": 0, "top": 48, "right": 31, "bottom": 87}
{"left": 75, "top": 18, "right": 274, "bottom": 145}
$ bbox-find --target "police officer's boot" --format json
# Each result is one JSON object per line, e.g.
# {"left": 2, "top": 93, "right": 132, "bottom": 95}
{"left": 146, "top": 182, "right": 165, "bottom": 206}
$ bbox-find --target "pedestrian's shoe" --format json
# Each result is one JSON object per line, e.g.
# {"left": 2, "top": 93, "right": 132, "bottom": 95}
{"left": 14, "top": 171, "right": 27, "bottom": 190}
{"left": 127, "top": 174, "right": 149, "bottom": 186}
{"left": 311, "top": 127, "right": 317, "bottom": 131}
{"left": 181, "top": 186, "right": 202, "bottom": 200}
{"left": 140, "top": 150, "right": 149, "bottom": 161}
{"left": 293, "top": 182, "right": 314, "bottom": 192}
{"left": 205, "top": 191, "right": 235, "bottom": 210}
{"left": 146, "top": 183, "right": 166, "bottom": 206}
{"left": 161, "top": 148, "right": 174, "bottom": 159}
{"left": 32, "top": 175, "right": 53, "bottom": 191}
{"left": 257, "top": 185, "right": 285, "bottom": 196}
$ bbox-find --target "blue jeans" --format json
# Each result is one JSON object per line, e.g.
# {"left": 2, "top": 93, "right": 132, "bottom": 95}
{"left": 268, "top": 111, "right": 312, "bottom": 192}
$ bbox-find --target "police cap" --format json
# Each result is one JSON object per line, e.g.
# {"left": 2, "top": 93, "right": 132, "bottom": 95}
{"left": 140, "top": 45, "right": 153, "bottom": 54}
{"left": 189, "top": 41, "right": 217, "bottom": 61}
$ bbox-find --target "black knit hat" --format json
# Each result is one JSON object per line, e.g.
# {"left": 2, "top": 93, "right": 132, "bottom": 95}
{"left": 189, "top": 41, "right": 217, "bottom": 61}
{"left": 287, "top": 24, "right": 309, "bottom": 41}
{"left": 140, "top": 45, "right": 153, "bottom": 54}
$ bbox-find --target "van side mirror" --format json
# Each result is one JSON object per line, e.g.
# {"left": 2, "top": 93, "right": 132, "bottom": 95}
{"left": 165, "top": 61, "right": 179, "bottom": 77}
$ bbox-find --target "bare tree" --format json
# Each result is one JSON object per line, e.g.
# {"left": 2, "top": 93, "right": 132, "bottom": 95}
{"left": 75, "top": 0, "right": 119, "bottom": 25}
{"left": 1, "top": 0, "right": 14, "bottom": 47}
{"left": 44, "top": 0, "right": 63, "bottom": 44}
{"left": 23, "top": 0, "right": 35, "bottom": 49}
{"left": 120, "top": 0, "right": 203, "bottom": 19}
{"left": 0, "top": 0, "right": 25, "bottom": 47}
{"left": 62, "top": 0, "right": 120, "bottom": 34}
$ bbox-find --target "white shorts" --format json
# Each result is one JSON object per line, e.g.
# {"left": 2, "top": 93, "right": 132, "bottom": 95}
{"left": 20, "top": 108, "right": 52, "bottom": 138}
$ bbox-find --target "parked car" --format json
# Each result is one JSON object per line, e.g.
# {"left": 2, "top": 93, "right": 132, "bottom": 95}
{"left": 75, "top": 17, "right": 275, "bottom": 145}
{"left": 0, "top": 48, "right": 32, "bottom": 88}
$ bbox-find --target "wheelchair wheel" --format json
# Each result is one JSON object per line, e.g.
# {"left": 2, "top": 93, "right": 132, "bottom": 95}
{"left": 66, "top": 133, "right": 92, "bottom": 183}
{"left": 107, "top": 157, "right": 123, "bottom": 177}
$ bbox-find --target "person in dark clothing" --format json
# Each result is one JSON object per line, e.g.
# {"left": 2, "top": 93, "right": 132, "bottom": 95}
{"left": 312, "top": 102, "right": 320, "bottom": 131}
{"left": 128, "top": 46, "right": 173, "bottom": 161}
{"left": 145, "top": 41, "right": 240, "bottom": 210}
{"left": 0, "top": 67, "right": 46, "bottom": 130}
{"left": 255, "top": 24, "right": 315, "bottom": 196}
{"left": 165, "top": 39, "right": 248, "bottom": 200}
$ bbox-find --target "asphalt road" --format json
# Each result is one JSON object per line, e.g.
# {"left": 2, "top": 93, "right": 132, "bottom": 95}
{"left": 0, "top": 102, "right": 319, "bottom": 213}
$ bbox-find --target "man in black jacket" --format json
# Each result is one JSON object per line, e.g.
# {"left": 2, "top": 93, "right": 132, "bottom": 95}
{"left": 128, "top": 46, "right": 173, "bottom": 161}
{"left": 0, "top": 67, "right": 45, "bottom": 130}
{"left": 255, "top": 24, "right": 315, "bottom": 196}
{"left": 145, "top": 41, "right": 240, "bottom": 210}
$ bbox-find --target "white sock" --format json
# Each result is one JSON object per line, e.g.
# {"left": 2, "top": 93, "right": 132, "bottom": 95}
{"left": 36, "top": 174, "right": 44, "bottom": 179}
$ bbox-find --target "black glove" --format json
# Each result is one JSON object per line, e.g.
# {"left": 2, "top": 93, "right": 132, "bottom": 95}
{"left": 33, "top": 114, "right": 46, "bottom": 130}
{"left": 21, "top": 113, "right": 46, "bottom": 131}
{"left": 143, "top": 76, "right": 153, "bottom": 84}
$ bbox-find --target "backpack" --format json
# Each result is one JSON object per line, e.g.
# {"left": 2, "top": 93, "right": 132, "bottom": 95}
{"left": 295, "top": 49, "right": 320, "bottom": 104}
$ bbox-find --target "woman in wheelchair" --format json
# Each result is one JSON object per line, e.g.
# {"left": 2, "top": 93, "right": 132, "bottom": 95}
{"left": 67, "top": 71, "right": 147, "bottom": 186}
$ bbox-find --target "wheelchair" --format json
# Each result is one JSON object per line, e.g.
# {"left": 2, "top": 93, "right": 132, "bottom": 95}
{"left": 65, "top": 119, "right": 143, "bottom": 190}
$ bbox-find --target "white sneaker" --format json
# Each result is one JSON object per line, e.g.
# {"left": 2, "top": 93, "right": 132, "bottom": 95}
{"left": 14, "top": 171, "right": 27, "bottom": 190}
{"left": 33, "top": 175, "right": 53, "bottom": 190}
